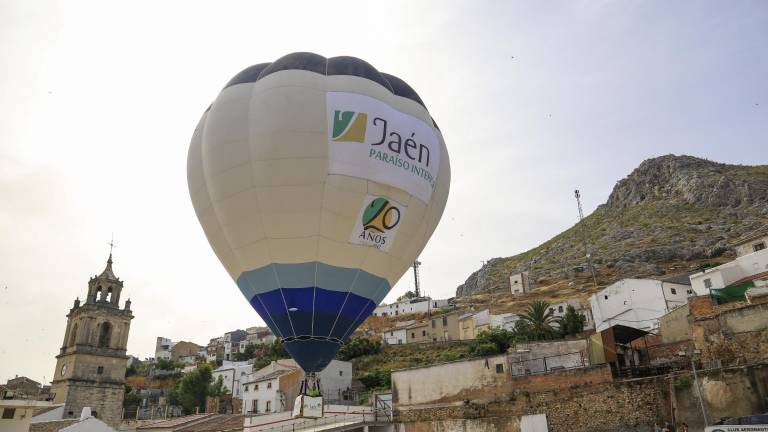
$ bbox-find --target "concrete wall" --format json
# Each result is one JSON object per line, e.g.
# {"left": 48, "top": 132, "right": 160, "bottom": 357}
{"left": 671, "top": 364, "right": 768, "bottom": 431}
{"left": 659, "top": 304, "right": 691, "bottom": 344}
{"left": 396, "top": 375, "right": 666, "bottom": 432}
{"left": 719, "top": 302, "right": 768, "bottom": 333}
{"left": 393, "top": 355, "right": 509, "bottom": 406}
{"left": 509, "top": 340, "right": 588, "bottom": 374}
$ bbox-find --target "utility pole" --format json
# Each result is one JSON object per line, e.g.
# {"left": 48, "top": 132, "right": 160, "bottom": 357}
{"left": 412, "top": 260, "right": 422, "bottom": 298}
{"left": 691, "top": 354, "right": 710, "bottom": 427}
{"left": 575, "top": 190, "right": 598, "bottom": 288}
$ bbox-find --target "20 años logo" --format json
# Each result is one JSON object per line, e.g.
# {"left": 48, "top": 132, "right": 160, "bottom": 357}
{"left": 350, "top": 195, "right": 406, "bottom": 252}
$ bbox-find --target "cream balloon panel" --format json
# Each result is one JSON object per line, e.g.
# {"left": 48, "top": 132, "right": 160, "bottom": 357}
{"left": 199, "top": 75, "right": 447, "bottom": 288}
{"left": 190, "top": 59, "right": 449, "bottom": 375}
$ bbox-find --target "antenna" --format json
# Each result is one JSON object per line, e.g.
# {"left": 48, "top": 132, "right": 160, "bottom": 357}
{"left": 574, "top": 190, "right": 598, "bottom": 288}
{"left": 412, "top": 260, "right": 422, "bottom": 298}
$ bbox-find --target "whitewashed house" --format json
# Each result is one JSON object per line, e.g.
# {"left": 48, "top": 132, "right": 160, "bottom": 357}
{"left": 509, "top": 272, "right": 531, "bottom": 296}
{"left": 548, "top": 300, "right": 595, "bottom": 330}
{"left": 372, "top": 297, "right": 450, "bottom": 317}
{"left": 242, "top": 359, "right": 352, "bottom": 415}
{"left": 589, "top": 278, "right": 701, "bottom": 332}
{"left": 212, "top": 360, "right": 253, "bottom": 399}
{"left": 690, "top": 248, "right": 768, "bottom": 294}
{"left": 490, "top": 312, "right": 520, "bottom": 331}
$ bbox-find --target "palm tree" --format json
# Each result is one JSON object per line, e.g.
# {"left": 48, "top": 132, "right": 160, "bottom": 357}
{"left": 519, "top": 300, "right": 557, "bottom": 340}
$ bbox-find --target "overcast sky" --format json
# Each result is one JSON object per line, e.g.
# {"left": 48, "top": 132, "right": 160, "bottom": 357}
{"left": 1, "top": 1, "right": 767, "bottom": 384}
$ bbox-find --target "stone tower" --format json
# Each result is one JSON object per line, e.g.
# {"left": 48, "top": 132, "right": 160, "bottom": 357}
{"left": 51, "top": 254, "right": 134, "bottom": 427}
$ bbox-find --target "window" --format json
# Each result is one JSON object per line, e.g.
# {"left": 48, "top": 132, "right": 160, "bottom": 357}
{"left": 442, "top": 317, "right": 448, "bottom": 326}
{"left": 754, "top": 242, "right": 766, "bottom": 252}
{"left": 390, "top": 331, "right": 393, "bottom": 336}
{"left": 244, "top": 385, "right": 249, "bottom": 391}
{"left": 98, "top": 322, "right": 112, "bottom": 348}
{"left": 495, "top": 364, "right": 504, "bottom": 373}
{"left": 267, "top": 382, "right": 272, "bottom": 389}
{"left": 670, "top": 288, "right": 677, "bottom": 295}
{"left": 422, "top": 330, "right": 426, "bottom": 337}
{"left": 687, "top": 289, "right": 693, "bottom": 295}
{"left": 339, "top": 370, "right": 343, "bottom": 376}
{"left": 558, "top": 306, "right": 563, "bottom": 313}
{"left": 97, "top": 366, "right": 104, "bottom": 375}
{"left": 411, "top": 332, "right": 415, "bottom": 338}
{"left": 252, "top": 400, "right": 258, "bottom": 414}
{"left": 255, "top": 384, "right": 259, "bottom": 390}
{"left": 265, "top": 401, "right": 271, "bottom": 412}
{"left": 431, "top": 320, "right": 436, "bottom": 328}
{"left": 704, "top": 278, "right": 712, "bottom": 289}
{"left": 549, "top": 308, "right": 554, "bottom": 313}
{"left": 604, "top": 295, "right": 608, "bottom": 300}
{"left": 2, "top": 408, "right": 16, "bottom": 419}
{"left": 397, "top": 339, "right": 402, "bottom": 344}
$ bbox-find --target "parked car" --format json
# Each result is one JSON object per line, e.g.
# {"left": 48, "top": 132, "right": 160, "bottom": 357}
{"left": 706, "top": 413, "right": 768, "bottom": 432}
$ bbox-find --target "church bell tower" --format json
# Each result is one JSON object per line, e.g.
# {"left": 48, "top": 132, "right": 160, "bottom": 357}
{"left": 51, "top": 254, "right": 134, "bottom": 427}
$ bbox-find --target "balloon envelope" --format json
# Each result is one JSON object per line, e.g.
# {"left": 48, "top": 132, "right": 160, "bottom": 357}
{"left": 188, "top": 52, "right": 450, "bottom": 372}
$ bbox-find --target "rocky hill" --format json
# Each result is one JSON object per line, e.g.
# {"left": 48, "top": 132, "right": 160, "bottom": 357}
{"left": 456, "top": 155, "right": 768, "bottom": 297}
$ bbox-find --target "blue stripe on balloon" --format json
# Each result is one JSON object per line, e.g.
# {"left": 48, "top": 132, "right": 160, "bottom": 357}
{"left": 239, "top": 262, "right": 391, "bottom": 372}
{"left": 236, "top": 262, "right": 390, "bottom": 300}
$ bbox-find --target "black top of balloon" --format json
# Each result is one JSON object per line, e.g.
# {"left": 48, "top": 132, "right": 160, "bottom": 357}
{"left": 224, "top": 52, "right": 429, "bottom": 111}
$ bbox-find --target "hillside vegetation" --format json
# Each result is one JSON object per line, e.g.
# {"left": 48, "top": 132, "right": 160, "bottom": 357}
{"left": 456, "top": 155, "right": 768, "bottom": 298}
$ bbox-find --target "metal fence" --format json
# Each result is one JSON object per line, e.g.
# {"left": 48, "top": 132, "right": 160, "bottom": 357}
{"left": 250, "top": 410, "right": 383, "bottom": 432}
{"left": 508, "top": 351, "right": 587, "bottom": 376}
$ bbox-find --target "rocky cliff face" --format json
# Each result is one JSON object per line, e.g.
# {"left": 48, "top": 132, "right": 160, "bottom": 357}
{"left": 456, "top": 155, "right": 768, "bottom": 297}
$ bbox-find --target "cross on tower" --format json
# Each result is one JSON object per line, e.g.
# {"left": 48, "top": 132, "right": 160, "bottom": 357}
{"left": 108, "top": 234, "right": 116, "bottom": 255}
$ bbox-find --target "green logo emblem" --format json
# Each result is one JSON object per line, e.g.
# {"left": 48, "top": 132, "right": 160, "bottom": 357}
{"left": 362, "top": 197, "right": 401, "bottom": 233}
{"left": 332, "top": 110, "right": 368, "bottom": 143}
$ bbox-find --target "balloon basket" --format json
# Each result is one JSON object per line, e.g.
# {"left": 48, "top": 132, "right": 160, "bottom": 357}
{"left": 292, "top": 373, "right": 324, "bottom": 418}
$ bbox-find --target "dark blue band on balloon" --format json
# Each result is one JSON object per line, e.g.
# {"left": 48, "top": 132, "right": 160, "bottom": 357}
{"left": 249, "top": 287, "right": 375, "bottom": 340}
{"left": 237, "top": 261, "right": 388, "bottom": 372}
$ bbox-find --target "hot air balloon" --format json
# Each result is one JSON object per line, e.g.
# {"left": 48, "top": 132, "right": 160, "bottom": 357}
{"left": 187, "top": 52, "right": 450, "bottom": 409}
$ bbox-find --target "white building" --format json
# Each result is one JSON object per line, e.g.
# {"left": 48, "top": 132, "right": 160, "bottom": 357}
{"left": 690, "top": 248, "right": 768, "bottom": 294}
{"left": 510, "top": 272, "right": 531, "bottom": 296}
{"left": 381, "top": 323, "right": 412, "bottom": 345}
{"left": 242, "top": 326, "right": 276, "bottom": 351}
{"left": 242, "top": 359, "right": 352, "bottom": 415}
{"left": 2, "top": 400, "right": 56, "bottom": 432}
{"left": 733, "top": 227, "right": 768, "bottom": 258}
{"left": 490, "top": 312, "right": 520, "bottom": 331}
{"left": 589, "top": 278, "right": 701, "bottom": 332}
{"left": 154, "top": 337, "right": 173, "bottom": 361}
{"left": 212, "top": 360, "right": 253, "bottom": 399}
{"left": 372, "top": 297, "right": 450, "bottom": 317}
{"left": 548, "top": 300, "right": 595, "bottom": 330}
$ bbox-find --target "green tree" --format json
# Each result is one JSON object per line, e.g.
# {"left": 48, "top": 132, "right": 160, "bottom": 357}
{"left": 252, "top": 341, "right": 290, "bottom": 370}
{"left": 156, "top": 359, "right": 184, "bottom": 371}
{"left": 337, "top": 337, "right": 382, "bottom": 361}
{"left": 169, "top": 364, "right": 215, "bottom": 414}
{"left": 209, "top": 375, "right": 227, "bottom": 397}
{"left": 359, "top": 368, "right": 391, "bottom": 390}
{"left": 518, "top": 300, "right": 557, "bottom": 341}
{"left": 233, "top": 343, "right": 258, "bottom": 361}
{"left": 557, "top": 305, "right": 586, "bottom": 337}
{"left": 396, "top": 291, "right": 418, "bottom": 301}
{"left": 469, "top": 328, "right": 516, "bottom": 356}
